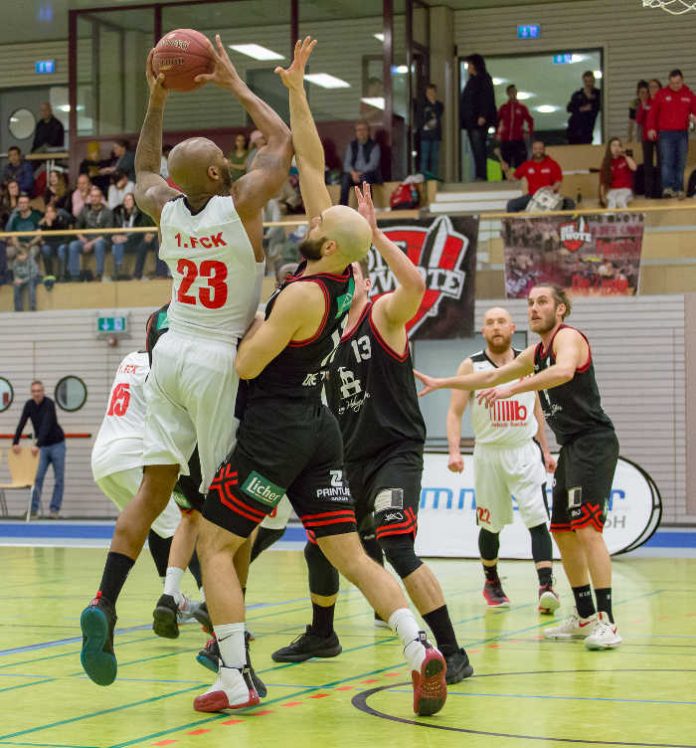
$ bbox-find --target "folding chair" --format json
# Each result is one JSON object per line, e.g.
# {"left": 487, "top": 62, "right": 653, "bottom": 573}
{"left": 0, "top": 447, "right": 40, "bottom": 521}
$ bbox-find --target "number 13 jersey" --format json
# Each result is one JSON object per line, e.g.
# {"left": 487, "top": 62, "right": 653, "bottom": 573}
{"left": 159, "top": 195, "right": 265, "bottom": 344}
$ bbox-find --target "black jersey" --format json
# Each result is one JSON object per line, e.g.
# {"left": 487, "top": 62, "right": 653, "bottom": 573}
{"left": 534, "top": 324, "right": 614, "bottom": 445}
{"left": 325, "top": 301, "right": 426, "bottom": 462}
{"left": 250, "top": 262, "right": 355, "bottom": 402}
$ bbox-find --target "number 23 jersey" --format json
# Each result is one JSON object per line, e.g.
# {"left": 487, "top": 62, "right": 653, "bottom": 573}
{"left": 91, "top": 350, "right": 149, "bottom": 481}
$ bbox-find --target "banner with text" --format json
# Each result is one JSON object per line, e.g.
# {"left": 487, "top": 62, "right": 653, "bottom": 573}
{"left": 502, "top": 213, "right": 644, "bottom": 299}
{"left": 368, "top": 215, "right": 478, "bottom": 339}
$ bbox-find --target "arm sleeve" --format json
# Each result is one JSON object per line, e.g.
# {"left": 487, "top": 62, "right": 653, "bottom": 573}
{"left": 343, "top": 143, "right": 354, "bottom": 173}
{"left": 19, "top": 163, "right": 34, "bottom": 193}
{"left": 524, "top": 106, "right": 535, "bottom": 133}
{"left": 36, "top": 400, "right": 56, "bottom": 447}
{"left": 365, "top": 144, "right": 381, "bottom": 173}
{"left": 513, "top": 163, "right": 527, "bottom": 181}
{"left": 567, "top": 91, "right": 580, "bottom": 114}
{"left": 551, "top": 160, "right": 563, "bottom": 183}
{"left": 13, "top": 403, "right": 30, "bottom": 445}
{"left": 646, "top": 96, "right": 659, "bottom": 132}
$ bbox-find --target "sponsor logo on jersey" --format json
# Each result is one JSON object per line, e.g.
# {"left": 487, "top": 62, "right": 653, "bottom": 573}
{"left": 335, "top": 277, "right": 355, "bottom": 319}
{"left": 336, "top": 367, "right": 370, "bottom": 415}
{"left": 241, "top": 471, "right": 284, "bottom": 508}
{"left": 303, "top": 373, "right": 319, "bottom": 387}
{"left": 489, "top": 399, "right": 528, "bottom": 426}
{"left": 559, "top": 217, "right": 592, "bottom": 252}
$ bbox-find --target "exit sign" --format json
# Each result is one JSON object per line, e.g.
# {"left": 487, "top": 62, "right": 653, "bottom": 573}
{"left": 517, "top": 24, "right": 541, "bottom": 39}
{"left": 97, "top": 316, "right": 127, "bottom": 333}
{"left": 35, "top": 60, "right": 56, "bottom": 75}
{"left": 553, "top": 53, "right": 573, "bottom": 64}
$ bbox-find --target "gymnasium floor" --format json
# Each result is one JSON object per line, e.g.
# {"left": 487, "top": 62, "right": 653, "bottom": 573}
{"left": 1, "top": 542, "right": 695, "bottom": 748}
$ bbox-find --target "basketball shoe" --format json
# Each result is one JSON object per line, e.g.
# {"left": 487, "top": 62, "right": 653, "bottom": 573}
{"left": 197, "top": 633, "right": 267, "bottom": 697}
{"left": 584, "top": 612, "right": 622, "bottom": 650}
{"left": 80, "top": 592, "right": 117, "bottom": 686}
{"left": 483, "top": 579, "right": 510, "bottom": 608}
{"left": 544, "top": 609, "right": 597, "bottom": 639}
{"left": 538, "top": 584, "right": 561, "bottom": 614}
{"left": 152, "top": 594, "right": 180, "bottom": 639}
{"left": 409, "top": 632, "right": 448, "bottom": 716}
{"left": 444, "top": 648, "right": 474, "bottom": 684}
{"left": 272, "top": 625, "right": 342, "bottom": 662}
{"left": 193, "top": 666, "right": 259, "bottom": 713}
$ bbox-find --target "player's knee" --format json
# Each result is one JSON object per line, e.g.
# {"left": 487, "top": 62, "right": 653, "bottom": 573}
{"left": 478, "top": 527, "right": 500, "bottom": 560}
{"left": 529, "top": 522, "right": 553, "bottom": 561}
{"left": 304, "top": 541, "right": 340, "bottom": 597}
{"left": 379, "top": 535, "right": 422, "bottom": 579}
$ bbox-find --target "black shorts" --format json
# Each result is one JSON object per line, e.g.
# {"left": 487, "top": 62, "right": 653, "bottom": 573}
{"left": 346, "top": 447, "right": 423, "bottom": 543}
{"left": 173, "top": 447, "right": 205, "bottom": 513}
{"left": 203, "top": 400, "right": 356, "bottom": 540}
{"left": 551, "top": 429, "right": 619, "bottom": 533}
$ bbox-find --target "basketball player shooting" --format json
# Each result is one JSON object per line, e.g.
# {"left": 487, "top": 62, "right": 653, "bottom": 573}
{"left": 79, "top": 34, "right": 292, "bottom": 687}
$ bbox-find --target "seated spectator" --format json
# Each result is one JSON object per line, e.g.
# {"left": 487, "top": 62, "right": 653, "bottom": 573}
{"left": 31, "top": 102, "right": 65, "bottom": 152}
{"left": 43, "top": 170, "right": 70, "bottom": 212}
{"left": 497, "top": 84, "right": 534, "bottom": 172}
{"left": 160, "top": 144, "right": 173, "bottom": 179}
{"left": 245, "top": 130, "right": 266, "bottom": 171}
{"left": 67, "top": 187, "right": 114, "bottom": 281}
{"left": 39, "top": 204, "right": 72, "bottom": 286}
{"left": 113, "top": 192, "right": 162, "bottom": 280}
{"left": 79, "top": 141, "right": 111, "bottom": 193}
{"left": 628, "top": 80, "right": 649, "bottom": 143}
{"left": 599, "top": 137, "right": 637, "bottom": 209}
{"left": 12, "top": 247, "right": 40, "bottom": 312}
{"left": 3, "top": 147, "right": 34, "bottom": 195}
{"left": 503, "top": 140, "right": 574, "bottom": 212}
{"left": 0, "top": 179, "right": 20, "bottom": 220}
{"left": 99, "top": 139, "right": 135, "bottom": 182}
{"left": 6, "top": 193, "right": 43, "bottom": 262}
{"left": 229, "top": 133, "right": 248, "bottom": 182}
{"left": 339, "top": 120, "right": 382, "bottom": 205}
{"left": 566, "top": 71, "right": 601, "bottom": 145}
{"left": 107, "top": 170, "right": 136, "bottom": 210}
{"left": 69, "top": 174, "right": 92, "bottom": 219}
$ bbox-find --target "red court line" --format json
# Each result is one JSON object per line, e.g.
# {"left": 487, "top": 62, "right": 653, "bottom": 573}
{"left": 152, "top": 741, "right": 177, "bottom": 746}
{"left": 335, "top": 686, "right": 353, "bottom": 691}
{"left": 186, "top": 730, "right": 210, "bottom": 735}
{"left": 220, "top": 719, "right": 243, "bottom": 726}
{"left": 310, "top": 693, "right": 329, "bottom": 699}
{"left": 282, "top": 701, "right": 303, "bottom": 708}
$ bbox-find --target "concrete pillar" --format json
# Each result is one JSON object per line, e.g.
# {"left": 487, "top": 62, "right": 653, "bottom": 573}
{"left": 428, "top": 6, "right": 456, "bottom": 183}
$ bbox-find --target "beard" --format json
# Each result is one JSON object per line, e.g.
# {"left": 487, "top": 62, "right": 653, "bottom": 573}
{"left": 219, "top": 166, "right": 232, "bottom": 193}
{"left": 299, "top": 236, "right": 326, "bottom": 261}
{"left": 487, "top": 335, "right": 513, "bottom": 354}
{"left": 530, "top": 312, "right": 556, "bottom": 335}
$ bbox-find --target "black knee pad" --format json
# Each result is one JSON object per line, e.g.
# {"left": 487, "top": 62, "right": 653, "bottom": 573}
{"left": 529, "top": 522, "right": 553, "bottom": 564}
{"left": 250, "top": 526, "right": 285, "bottom": 563}
{"left": 304, "top": 540, "right": 340, "bottom": 597}
{"left": 379, "top": 535, "right": 422, "bottom": 579}
{"left": 478, "top": 527, "right": 500, "bottom": 561}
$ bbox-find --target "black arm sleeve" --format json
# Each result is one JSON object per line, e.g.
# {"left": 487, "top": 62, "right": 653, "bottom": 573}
{"left": 13, "top": 403, "right": 30, "bottom": 445}
{"left": 36, "top": 400, "right": 56, "bottom": 447}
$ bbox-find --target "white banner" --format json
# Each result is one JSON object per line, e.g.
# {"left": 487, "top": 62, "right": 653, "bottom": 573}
{"left": 414, "top": 452, "right": 660, "bottom": 559}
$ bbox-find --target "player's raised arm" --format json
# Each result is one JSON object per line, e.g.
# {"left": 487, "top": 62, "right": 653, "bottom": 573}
{"left": 134, "top": 50, "right": 180, "bottom": 224}
{"left": 446, "top": 358, "right": 473, "bottom": 473}
{"left": 275, "top": 37, "right": 332, "bottom": 219}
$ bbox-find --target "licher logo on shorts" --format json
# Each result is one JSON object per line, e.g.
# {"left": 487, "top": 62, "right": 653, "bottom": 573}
{"left": 241, "top": 471, "right": 284, "bottom": 508}
{"left": 560, "top": 217, "right": 592, "bottom": 252}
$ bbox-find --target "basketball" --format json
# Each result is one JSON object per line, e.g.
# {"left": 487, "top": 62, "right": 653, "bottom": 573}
{"left": 152, "top": 29, "right": 214, "bottom": 92}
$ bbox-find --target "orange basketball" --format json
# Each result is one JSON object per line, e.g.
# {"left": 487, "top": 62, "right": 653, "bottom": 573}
{"left": 152, "top": 29, "right": 214, "bottom": 93}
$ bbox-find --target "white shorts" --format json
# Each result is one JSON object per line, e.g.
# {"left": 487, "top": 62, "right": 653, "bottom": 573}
{"left": 143, "top": 331, "right": 240, "bottom": 493}
{"left": 260, "top": 495, "right": 293, "bottom": 531}
{"left": 474, "top": 441, "right": 549, "bottom": 533}
{"left": 96, "top": 467, "right": 182, "bottom": 539}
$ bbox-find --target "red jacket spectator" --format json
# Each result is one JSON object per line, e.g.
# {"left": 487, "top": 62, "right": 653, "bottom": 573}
{"left": 513, "top": 156, "right": 562, "bottom": 196}
{"left": 646, "top": 84, "right": 696, "bottom": 134}
{"left": 497, "top": 100, "right": 534, "bottom": 142}
{"left": 609, "top": 157, "right": 634, "bottom": 190}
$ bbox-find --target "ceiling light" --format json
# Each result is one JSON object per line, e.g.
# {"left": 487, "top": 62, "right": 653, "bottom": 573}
{"left": 535, "top": 105, "right": 559, "bottom": 113}
{"left": 570, "top": 53, "right": 589, "bottom": 63}
{"left": 492, "top": 77, "right": 507, "bottom": 86}
{"left": 516, "top": 91, "right": 533, "bottom": 100}
{"left": 374, "top": 33, "right": 385, "bottom": 42}
{"left": 393, "top": 65, "right": 408, "bottom": 74}
{"left": 305, "top": 73, "right": 351, "bottom": 89}
{"left": 228, "top": 44, "right": 284, "bottom": 61}
{"left": 361, "top": 96, "right": 385, "bottom": 110}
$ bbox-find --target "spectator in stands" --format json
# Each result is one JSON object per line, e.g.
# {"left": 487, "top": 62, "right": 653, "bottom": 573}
{"left": 38, "top": 204, "right": 71, "bottom": 286}
{"left": 418, "top": 83, "right": 444, "bottom": 179}
{"left": 245, "top": 130, "right": 266, "bottom": 171}
{"left": 112, "top": 192, "right": 159, "bottom": 280}
{"left": 566, "top": 71, "right": 601, "bottom": 144}
{"left": 100, "top": 139, "right": 135, "bottom": 182}
{"left": 497, "top": 84, "right": 534, "bottom": 172}
{"left": 636, "top": 79, "right": 662, "bottom": 198}
{"left": 68, "top": 186, "right": 114, "bottom": 281}
{"left": 460, "top": 53, "right": 497, "bottom": 181}
{"left": 229, "top": 133, "right": 248, "bottom": 182}
{"left": 3, "top": 147, "right": 34, "bottom": 194}
{"left": 503, "top": 140, "right": 572, "bottom": 212}
{"left": 79, "top": 141, "right": 110, "bottom": 192}
{"left": 31, "top": 102, "right": 65, "bottom": 152}
{"left": 0, "top": 178, "right": 20, "bottom": 219}
{"left": 340, "top": 120, "right": 382, "bottom": 205}
{"left": 628, "top": 80, "right": 649, "bottom": 143}
{"left": 160, "top": 144, "right": 173, "bottom": 179}
{"left": 12, "top": 247, "right": 39, "bottom": 311}
{"left": 69, "top": 174, "right": 92, "bottom": 219}
{"left": 278, "top": 168, "right": 304, "bottom": 214}
{"left": 6, "top": 193, "right": 42, "bottom": 261}
{"left": 107, "top": 169, "right": 136, "bottom": 210}
{"left": 43, "top": 170, "right": 69, "bottom": 212}
{"left": 262, "top": 197, "right": 286, "bottom": 275}
{"left": 646, "top": 69, "right": 696, "bottom": 199}
{"left": 599, "top": 137, "right": 637, "bottom": 209}
{"left": 12, "top": 380, "right": 66, "bottom": 519}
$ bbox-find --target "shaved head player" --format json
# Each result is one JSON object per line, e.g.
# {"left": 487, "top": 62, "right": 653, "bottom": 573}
{"left": 79, "top": 34, "right": 292, "bottom": 687}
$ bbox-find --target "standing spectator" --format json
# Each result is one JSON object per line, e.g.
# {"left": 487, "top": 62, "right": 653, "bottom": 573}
{"left": 31, "top": 102, "right": 65, "bottom": 152}
{"left": 636, "top": 79, "right": 662, "bottom": 198}
{"left": 628, "top": 80, "right": 649, "bottom": 143}
{"left": 566, "top": 71, "right": 601, "bottom": 144}
{"left": 12, "top": 381, "right": 66, "bottom": 519}
{"left": 38, "top": 204, "right": 71, "bottom": 285}
{"left": 497, "top": 84, "right": 534, "bottom": 172}
{"left": 418, "top": 83, "right": 444, "bottom": 179}
{"left": 228, "top": 133, "right": 248, "bottom": 182}
{"left": 460, "top": 54, "right": 496, "bottom": 181}
{"left": 69, "top": 174, "right": 92, "bottom": 219}
{"left": 6, "top": 193, "right": 43, "bottom": 261}
{"left": 599, "top": 137, "right": 637, "bottom": 209}
{"left": 3, "top": 147, "right": 34, "bottom": 194}
{"left": 43, "top": 170, "right": 69, "bottom": 212}
{"left": 646, "top": 69, "right": 696, "bottom": 199}
{"left": 12, "top": 247, "right": 40, "bottom": 311}
{"left": 68, "top": 186, "right": 114, "bottom": 281}
{"left": 107, "top": 170, "right": 136, "bottom": 210}
{"left": 339, "top": 120, "right": 382, "bottom": 205}
{"left": 245, "top": 130, "right": 266, "bottom": 171}
{"left": 503, "top": 140, "right": 573, "bottom": 212}
{"left": 99, "top": 139, "right": 135, "bottom": 181}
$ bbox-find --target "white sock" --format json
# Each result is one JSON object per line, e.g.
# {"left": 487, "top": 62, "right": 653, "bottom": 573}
{"left": 388, "top": 608, "right": 425, "bottom": 672}
{"left": 199, "top": 586, "right": 206, "bottom": 603}
{"left": 215, "top": 622, "right": 246, "bottom": 669}
{"left": 164, "top": 567, "right": 185, "bottom": 604}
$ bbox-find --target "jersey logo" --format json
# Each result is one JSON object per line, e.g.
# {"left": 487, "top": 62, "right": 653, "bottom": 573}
{"left": 302, "top": 373, "right": 319, "bottom": 387}
{"left": 338, "top": 367, "right": 362, "bottom": 399}
{"left": 559, "top": 217, "right": 592, "bottom": 252}
{"left": 489, "top": 399, "right": 528, "bottom": 426}
{"left": 335, "top": 277, "right": 355, "bottom": 318}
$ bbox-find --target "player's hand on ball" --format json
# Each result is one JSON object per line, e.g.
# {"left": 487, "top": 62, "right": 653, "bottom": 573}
{"left": 413, "top": 370, "right": 439, "bottom": 397}
{"left": 543, "top": 451, "right": 557, "bottom": 473}
{"left": 194, "top": 34, "right": 242, "bottom": 91}
{"left": 354, "top": 183, "right": 378, "bottom": 233}
{"left": 145, "top": 49, "right": 168, "bottom": 103}
{"left": 476, "top": 385, "right": 513, "bottom": 407}
{"left": 448, "top": 453, "right": 464, "bottom": 473}
{"left": 275, "top": 36, "right": 317, "bottom": 91}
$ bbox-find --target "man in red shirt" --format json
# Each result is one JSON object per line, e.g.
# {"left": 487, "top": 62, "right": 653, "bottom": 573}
{"left": 497, "top": 85, "right": 534, "bottom": 171}
{"left": 503, "top": 140, "right": 572, "bottom": 212}
{"left": 646, "top": 69, "right": 696, "bottom": 199}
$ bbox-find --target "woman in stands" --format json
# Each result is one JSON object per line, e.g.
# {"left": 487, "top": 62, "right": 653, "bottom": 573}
{"left": 44, "top": 170, "right": 70, "bottom": 212}
{"left": 228, "top": 133, "right": 248, "bottom": 182}
{"left": 599, "top": 137, "right": 637, "bottom": 209}
{"left": 113, "top": 192, "right": 160, "bottom": 280}
{"left": 636, "top": 79, "right": 662, "bottom": 198}
{"left": 628, "top": 80, "right": 648, "bottom": 143}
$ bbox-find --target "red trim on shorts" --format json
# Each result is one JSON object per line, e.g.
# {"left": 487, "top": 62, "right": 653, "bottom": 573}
{"left": 301, "top": 508, "right": 357, "bottom": 521}
{"left": 211, "top": 478, "right": 268, "bottom": 523}
{"left": 368, "top": 304, "right": 409, "bottom": 362}
{"left": 570, "top": 503, "right": 605, "bottom": 532}
{"left": 375, "top": 507, "right": 417, "bottom": 539}
{"left": 288, "top": 280, "right": 330, "bottom": 348}
{"left": 550, "top": 521, "right": 572, "bottom": 533}
{"left": 303, "top": 513, "right": 357, "bottom": 529}
{"left": 306, "top": 529, "right": 317, "bottom": 545}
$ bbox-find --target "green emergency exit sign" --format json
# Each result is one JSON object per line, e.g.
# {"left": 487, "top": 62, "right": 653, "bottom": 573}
{"left": 97, "top": 316, "right": 127, "bottom": 333}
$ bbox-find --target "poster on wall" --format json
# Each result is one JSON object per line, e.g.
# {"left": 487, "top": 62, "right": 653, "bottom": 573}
{"left": 367, "top": 215, "right": 478, "bottom": 339}
{"left": 502, "top": 213, "right": 644, "bottom": 299}
{"left": 414, "top": 452, "right": 661, "bottom": 559}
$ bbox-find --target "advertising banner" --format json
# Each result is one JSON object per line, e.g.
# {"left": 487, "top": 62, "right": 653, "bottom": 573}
{"left": 414, "top": 452, "right": 661, "bottom": 559}
{"left": 368, "top": 215, "right": 478, "bottom": 339}
{"left": 502, "top": 213, "right": 644, "bottom": 299}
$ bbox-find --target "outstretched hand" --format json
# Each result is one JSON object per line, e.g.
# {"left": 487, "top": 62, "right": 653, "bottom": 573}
{"left": 275, "top": 36, "right": 317, "bottom": 91}
{"left": 145, "top": 49, "right": 168, "bottom": 103}
{"left": 194, "top": 34, "right": 243, "bottom": 91}
{"left": 476, "top": 385, "right": 515, "bottom": 408}
{"left": 354, "top": 182, "right": 378, "bottom": 234}
{"left": 413, "top": 369, "right": 441, "bottom": 397}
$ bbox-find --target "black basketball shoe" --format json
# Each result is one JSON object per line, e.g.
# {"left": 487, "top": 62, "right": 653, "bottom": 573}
{"left": 80, "top": 592, "right": 118, "bottom": 686}
{"left": 271, "top": 625, "right": 342, "bottom": 663}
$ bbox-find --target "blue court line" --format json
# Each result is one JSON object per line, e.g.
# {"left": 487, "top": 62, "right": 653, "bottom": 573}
{"left": 0, "top": 743, "right": 101, "bottom": 748}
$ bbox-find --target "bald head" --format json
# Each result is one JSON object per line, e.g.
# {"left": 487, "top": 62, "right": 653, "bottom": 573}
{"left": 321, "top": 205, "right": 372, "bottom": 263}
{"left": 481, "top": 306, "right": 515, "bottom": 354}
{"left": 167, "top": 137, "right": 231, "bottom": 196}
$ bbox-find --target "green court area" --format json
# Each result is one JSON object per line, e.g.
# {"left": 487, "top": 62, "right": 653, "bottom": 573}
{"left": 1, "top": 547, "right": 694, "bottom": 748}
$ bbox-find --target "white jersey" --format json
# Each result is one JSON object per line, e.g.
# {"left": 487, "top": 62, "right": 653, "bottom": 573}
{"left": 91, "top": 351, "right": 149, "bottom": 481}
{"left": 470, "top": 350, "right": 538, "bottom": 447}
{"left": 159, "top": 194, "right": 264, "bottom": 344}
